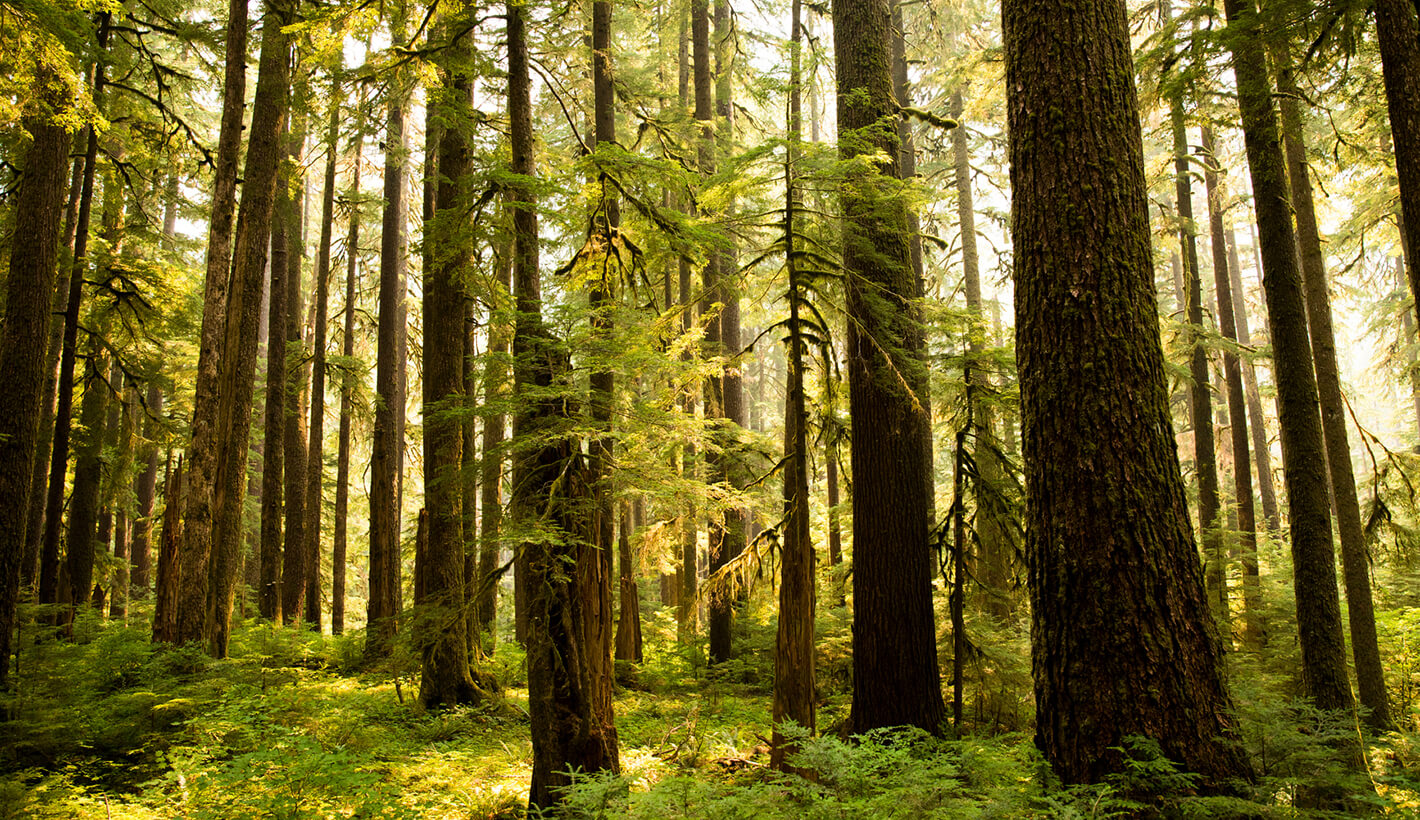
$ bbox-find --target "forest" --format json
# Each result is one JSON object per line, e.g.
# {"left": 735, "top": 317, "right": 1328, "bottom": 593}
{"left": 2, "top": 0, "right": 1420, "bottom": 815}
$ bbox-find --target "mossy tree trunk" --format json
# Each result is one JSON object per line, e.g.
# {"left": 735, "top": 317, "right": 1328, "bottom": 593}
{"left": 836, "top": 0, "right": 944, "bottom": 735}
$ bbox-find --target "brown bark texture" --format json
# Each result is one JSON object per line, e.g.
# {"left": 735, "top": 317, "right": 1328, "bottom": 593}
{"left": 835, "top": 0, "right": 944, "bottom": 735}
{"left": 1005, "top": 0, "right": 1250, "bottom": 786}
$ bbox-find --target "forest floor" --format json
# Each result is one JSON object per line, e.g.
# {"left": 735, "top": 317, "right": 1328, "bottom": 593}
{"left": 3, "top": 600, "right": 1420, "bottom": 818}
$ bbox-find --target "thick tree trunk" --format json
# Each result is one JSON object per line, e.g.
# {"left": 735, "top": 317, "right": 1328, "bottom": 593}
{"left": 259, "top": 132, "right": 292, "bottom": 623}
{"left": 1222, "top": 0, "right": 1356, "bottom": 721}
{"left": 837, "top": 0, "right": 944, "bottom": 735}
{"left": 171, "top": 0, "right": 247, "bottom": 646}
{"left": 282, "top": 98, "right": 311, "bottom": 625}
{"left": 1202, "top": 128, "right": 1263, "bottom": 650}
{"left": 368, "top": 10, "right": 411, "bottom": 659}
{"left": 512, "top": 1, "right": 617, "bottom": 804}
{"left": 1273, "top": 54, "right": 1391, "bottom": 730}
{"left": 22, "top": 156, "right": 84, "bottom": 595}
{"left": 0, "top": 108, "right": 71, "bottom": 684}
{"left": 205, "top": 0, "right": 296, "bottom": 656}
{"left": 462, "top": 300, "right": 480, "bottom": 656}
{"left": 420, "top": 21, "right": 481, "bottom": 709}
{"left": 1005, "top": 0, "right": 1250, "bottom": 786}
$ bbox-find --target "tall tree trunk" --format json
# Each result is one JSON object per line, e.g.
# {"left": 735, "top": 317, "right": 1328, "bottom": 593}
{"left": 281, "top": 94, "right": 311, "bottom": 625}
{"left": 170, "top": 0, "right": 247, "bottom": 646}
{"left": 1221, "top": 0, "right": 1356, "bottom": 724}
{"left": 206, "top": 0, "right": 297, "bottom": 656}
{"left": 420, "top": 20, "right": 480, "bottom": 709}
{"left": 0, "top": 104, "right": 72, "bottom": 684}
{"left": 1165, "top": 54, "right": 1225, "bottom": 623}
{"left": 772, "top": 0, "right": 816, "bottom": 764}
{"left": 706, "top": 0, "right": 747, "bottom": 665}
{"left": 1273, "top": 50, "right": 1391, "bottom": 731}
{"left": 40, "top": 15, "right": 113, "bottom": 612}
{"left": 259, "top": 129, "right": 292, "bottom": 623}
{"left": 891, "top": 0, "right": 935, "bottom": 529}
{"left": 676, "top": 3, "right": 699, "bottom": 641}
{"left": 512, "top": 0, "right": 617, "bottom": 803}
{"left": 334, "top": 123, "right": 362, "bottom": 637}
{"left": 368, "top": 8, "right": 411, "bottom": 659}
{"left": 1005, "top": 0, "right": 1251, "bottom": 787}
{"left": 302, "top": 86, "right": 341, "bottom": 634}
{"left": 22, "top": 155, "right": 83, "bottom": 595}
{"left": 837, "top": 0, "right": 944, "bottom": 735}
{"left": 1202, "top": 127, "right": 1263, "bottom": 650}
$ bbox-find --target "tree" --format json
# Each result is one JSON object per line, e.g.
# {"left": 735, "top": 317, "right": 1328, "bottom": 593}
{"left": 333, "top": 116, "right": 363, "bottom": 637}
{"left": 1220, "top": 0, "right": 1355, "bottom": 722}
{"left": 0, "top": 93, "right": 73, "bottom": 685}
{"left": 1004, "top": 0, "right": 1251, "bottom": 786}
{"left": 1201, "top": 126, "right": 1263, "bottom": 649}
{"left": 205, "top": 0, "right": 298, "bottom": 656}
{"left": 771, "top": 0, "right": 815, "bottom": 765}
{"left": 1272, "top": 37, "right": 1391, "bottom": 731}
{"left": 510, "top": 0, "right": 618, "bottom": 803}
{"left": 368, "top": 7, "right": 412, "bottom": 661}
{"left": 836, "top": 0, "right": 944, "bottom": 735}
{"left": 419, "top": 16, "right": 481, "bottom": 709}
{"left": 169, "top": 0, "right": 247, "bottom": 647}
{"left": 1375, "top": 0, "right": 1420, "bottom": 320}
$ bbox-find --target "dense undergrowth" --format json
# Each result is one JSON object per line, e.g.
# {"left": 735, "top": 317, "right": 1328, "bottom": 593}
{"left": 2, "top": 596, "right": 1418, "bottom": 819}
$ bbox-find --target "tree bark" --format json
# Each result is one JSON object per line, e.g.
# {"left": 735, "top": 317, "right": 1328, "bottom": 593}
{"left": 772, "top": 1, "right": 816, "bottom": 764}
{"left": 152, "top": 457, "right": 183, "bottom": 642}
{"left": 613, "top": 502, "right": 643, "bottom": 663}
{"left": 1377, "top": 0, "right": 1420, "bottom": 326}
{"left": 205, "top": 0, "right": 297, "bottom": 656}
{"left": 1005, "top": 0, "right": 1251, "bottom": 786}
{"left": 281, "top": 94, "right": 311, "bottom": 625}
{"left": 170, "top": 0, "right": 247, "bottom": 646}
{"left": 259, "top": 129, "right": 292, "bottom": 623}
{"left": 1221, "top": 0, "right": 1355, "bottom": 721}
{"left": 131, "top": 385, "right": 162, "bottom": 599}
{"left": 0, "top": 107, "right": 71, "bottom": 684}
{"left": 1273, "top": 50, "right": 1391, "bottom": 730}
{"left": 420, "top": 20, "right": 481, "bottom": 709}
{"left": 475, "top": 245, "right": 511, "bottom": 646}
{"left": 511, "top": 0, "right": 618, "bottom": 803}
{"left": 65, "top": 340, "right": 111, "bottom": 619}
{"left": 334, "top": 121, "right": 362, "bottom": 637}
{"left": 368, "top": 8, "right": 411, "bottom": 659}
{"left": 837, "top": 0, "right": 944, "bottom": 734}
{"left": 40, "top": 16, "right": 112, "bottom": 612}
